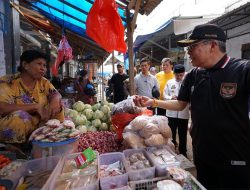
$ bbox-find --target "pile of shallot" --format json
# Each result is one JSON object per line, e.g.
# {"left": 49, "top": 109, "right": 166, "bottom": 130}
{"left": 78, "top": 131, "right": 120, "bottom": 154}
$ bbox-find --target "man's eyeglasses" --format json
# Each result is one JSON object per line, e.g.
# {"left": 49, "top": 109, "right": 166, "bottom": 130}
{"left": 187, "top": 40, "right": 211, "bottom": 51}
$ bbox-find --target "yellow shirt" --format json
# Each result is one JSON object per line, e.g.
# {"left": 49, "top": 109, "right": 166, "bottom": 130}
{"left": 0, "top": 73, "right": 64, "bottom": 121}
{"left": 155, "top": 71, "right": 174, "bottom": 100}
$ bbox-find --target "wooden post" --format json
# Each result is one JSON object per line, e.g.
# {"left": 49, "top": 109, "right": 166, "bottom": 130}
{"left": 126, "top": 8, "right": 135, "bottom": 95}
{"left": 112, "top": 51, "right": 115, "bottom": 74}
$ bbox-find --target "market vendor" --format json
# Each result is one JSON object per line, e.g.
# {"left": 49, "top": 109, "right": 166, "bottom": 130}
{"left": 0, "top": 50, "right": 64, "bottom": 145}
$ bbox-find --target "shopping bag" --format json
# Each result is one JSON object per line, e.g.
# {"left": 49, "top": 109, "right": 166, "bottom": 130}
{"left": 86, "top": 0, "right": 127, "bottom": 53}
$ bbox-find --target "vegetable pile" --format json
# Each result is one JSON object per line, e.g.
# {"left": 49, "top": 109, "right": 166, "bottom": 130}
{"left": 78, "top": 131, "right": 120, "bottom": 154}
{"left": 65, "top": 101, "right": 113, "bottom": 133}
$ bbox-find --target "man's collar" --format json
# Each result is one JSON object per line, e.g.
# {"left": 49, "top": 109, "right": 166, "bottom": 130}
{"left": 209, "top": 54, "right": 230, "bottom": 70}
{"left": 140, "top": 72, "right": 150, "bottom": 77}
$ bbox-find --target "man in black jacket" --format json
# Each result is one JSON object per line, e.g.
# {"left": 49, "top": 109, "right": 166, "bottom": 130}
{"left": 110, "top": 63, "right": 128, "bottom": 103}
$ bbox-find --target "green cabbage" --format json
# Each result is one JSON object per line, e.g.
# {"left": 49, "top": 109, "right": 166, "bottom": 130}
{"left": 108, "top": 103, "right": 114, "bottom": 111}
{"left": 101, "top": 114, "right": 109, "bottom": 122}
{"left": 85, "top": 120, "right": 91, "bottom": 127}
{"left": 69, "top": 110, "right": 78, "bottom": 119}
{"left": 84, "top": 104, "right": 92, "bottom": 110}
{"left": 101, "top": 100, "right": 109, "bottom": 106}
{"left": 83, "top": 109, "right": 93, "bottom": 120}
{"left": 64, "top": 108, "right": 71, "bottom": 116}
{"left": 100, "top": 105, "right": 110, "bottom": 114}
{"left": 88, "top": 126, "right": 97, "bottom": 132}
{"left": 73, "top": 101, "right": 85, "bottom": 112}
{"left": 76, "top": 125, "right": 87, "bottom": 133}
{"left": 92, "top": 103, "right": 101, "bottom": 111}
{"left": 74, "top": 114, "right": 87, "bottom": 126}
{"left": 92, "top": 119, "right": 101, "bottom": 128}
{"left": 100, "top": 123, "right": 109, "bottom": 131}
{"left": 93, "top": 110, "right": 104, "bottom": 120}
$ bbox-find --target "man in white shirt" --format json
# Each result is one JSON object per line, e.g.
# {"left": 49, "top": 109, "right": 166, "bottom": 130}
{"left": 135, "top": 57, "right": 159, "bottom": 98}
{"left": 135, "top": 58, "right": 159, "bottom": 114}
{"left": 163, "top": 64, "right": 189, "bottom": 156}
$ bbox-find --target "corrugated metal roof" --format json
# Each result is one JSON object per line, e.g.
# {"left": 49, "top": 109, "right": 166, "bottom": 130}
{"left": 19, "top": 0, "right": 162, "bottom": 59}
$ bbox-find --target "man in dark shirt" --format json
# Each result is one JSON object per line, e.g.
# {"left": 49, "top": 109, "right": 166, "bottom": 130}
{"left": 110, "top": 63, "right": 128, "bottom": 103}
{"left": 134, "top": 24, "right": 250, "bottom": 189}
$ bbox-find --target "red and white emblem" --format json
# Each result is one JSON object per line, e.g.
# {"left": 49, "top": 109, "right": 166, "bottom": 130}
{"left": 220, "top": 83, "right": 237, "bottom": 99}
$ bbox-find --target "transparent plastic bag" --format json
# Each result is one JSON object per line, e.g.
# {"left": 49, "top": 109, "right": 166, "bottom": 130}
{"left": 123, "top": 132, "right": 146, "bottom": 149}
{"left": 157, "top": 180, "right": 182, "bottom": 190}
{"left": 129, "top": 115, "right": 151, "bottom": 131}
{"left": 149, "top": 115, "right": 172, "bottom": 138}
{"left": 139, "top": 123, "right": 160, "bottom": 138}
{"left": 145, "top": 134, "right": 166, "bottom": 147}
{"left": 111, "top": 97, "right": 145, "bottom": 115}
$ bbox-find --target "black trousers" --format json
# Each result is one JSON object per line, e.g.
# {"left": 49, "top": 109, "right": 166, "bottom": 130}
{"left": 195, "top": 161, "right": 250, "bottom": 189}
{"left": 113, "top": 94, "right": 126, "bottom": 104}
{"left": 168, "top": 117, "right": 188, "bottom": 156}
{"left": 157, "top": 108, "right": 166, "bottom": 116}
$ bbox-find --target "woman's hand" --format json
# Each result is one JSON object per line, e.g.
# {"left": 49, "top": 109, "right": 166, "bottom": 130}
{"left": 133, "top": 95, "right": 154, "bottom": 107}
{"left": 36, "top": 104, "right": 50, "bottom": 121}
{"left": 48, "top": 98, "right": 62, "bottom": 118}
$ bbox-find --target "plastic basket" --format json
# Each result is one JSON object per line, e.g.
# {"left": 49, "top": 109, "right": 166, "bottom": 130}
{"left": 128, "top": 174, "right": 207, "bottom": 190}
{"left": 49, "top": 151, "right": 99, "bottom": 190}
{"left": 145, "top": 146, "right": 180, "bottom": 177}
{"left": 128, "top": 176, "right": 168, "bottom": 190}
{"left": 10, "top": 156, "right": 62, "bottom": 190}
{"left": 188, "top": 173, "right": 207, "bottom": 190}
{"left": 123, "top": 149, "right": 155, "bottom": 181}
{"left": 32, "top": 137, "right": 79, "bottom": 158}
{"left": 99, "top": 152, "right": 128, "bottom": 190}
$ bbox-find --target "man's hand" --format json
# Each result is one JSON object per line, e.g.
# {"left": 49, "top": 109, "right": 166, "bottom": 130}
{"left": 171, "top": 95, "right": 177, "bottom": 100}
{"left": 133, "top": 95, "right": 153, "bottom": 107}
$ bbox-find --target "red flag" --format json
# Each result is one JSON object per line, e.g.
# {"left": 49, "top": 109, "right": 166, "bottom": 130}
{"left": 86, "top": 0, "right": 127, "bottom": 53}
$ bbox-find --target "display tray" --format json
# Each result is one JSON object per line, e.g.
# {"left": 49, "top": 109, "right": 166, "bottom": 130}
{"left": 128, "top": 172, "right": 206, "bottom": 190}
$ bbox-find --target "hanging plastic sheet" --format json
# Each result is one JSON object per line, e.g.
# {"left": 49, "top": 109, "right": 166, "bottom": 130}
{"left": 52, "top": 35, "right": 73, "bottom": 76}
{"left": 86, "top": 0, "right": 127, "bottom": 53}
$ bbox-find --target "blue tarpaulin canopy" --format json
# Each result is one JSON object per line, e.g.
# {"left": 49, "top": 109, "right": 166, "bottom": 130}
{"left": 30, "top": 0, "right": 127, "bottom": 38}
{"left": 18, "top": 0, "right": 162, "bottom": 59}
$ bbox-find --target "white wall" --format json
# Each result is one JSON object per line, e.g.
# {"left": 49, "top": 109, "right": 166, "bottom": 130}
{"left": 226, "top": 22, "right": 250, "bottom": 58}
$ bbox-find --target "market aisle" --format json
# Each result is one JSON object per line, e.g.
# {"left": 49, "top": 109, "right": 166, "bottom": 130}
{"left": 175, "top": 123, "right": 193, "bottom": 162}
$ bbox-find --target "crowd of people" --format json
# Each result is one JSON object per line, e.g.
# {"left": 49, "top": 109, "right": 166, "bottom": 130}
{"left": 0, "top": 23, "right": 249, "bottom": 189}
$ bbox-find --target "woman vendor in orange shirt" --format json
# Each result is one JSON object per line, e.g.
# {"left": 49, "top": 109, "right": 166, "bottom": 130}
{"left": 0, "top": 50, "right": 64, "bottom": 145}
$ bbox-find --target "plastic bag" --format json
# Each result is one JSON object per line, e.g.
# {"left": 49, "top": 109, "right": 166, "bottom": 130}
{"left": 112, "top": 109, "right": 153, "bottom": 140}
{"left": 86, "top": 0, "right": 127, "bottom": 53}
{"left": 139, "top": 123, "right": 160, "bottom": 138}
{"left": 111, "top": 97, "right": 145, "bottom": 115}
{"left": 129, "top": 115, "right": 151, "bottom": 131}
{"left": 52, "top": 35, "right": 73, "bottom": 76}
{"left": 123, "top": 132, "right": 146, "bottom": 149}
{"left": 157, "top": 180, "right": 182, "bottom": 190}
{"left": 145, "top": 134, "right": 166, "bottom": 146}
{"left": 149, "top": 115, "right": 172, "bottom": 138}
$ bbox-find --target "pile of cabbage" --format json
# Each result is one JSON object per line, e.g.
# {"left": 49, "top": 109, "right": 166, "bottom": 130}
{"left": 65, "top": 100, "right": 113, "bottom": 133}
